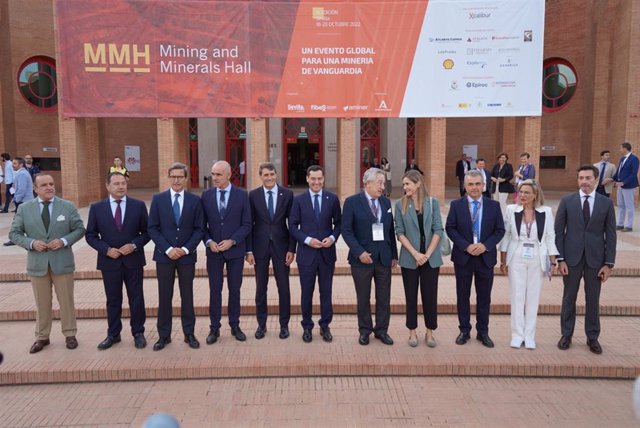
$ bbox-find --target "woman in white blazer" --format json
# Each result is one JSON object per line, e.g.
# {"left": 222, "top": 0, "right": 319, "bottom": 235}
{"left": 499, "top": 180, "right": 558, "bottom": 349}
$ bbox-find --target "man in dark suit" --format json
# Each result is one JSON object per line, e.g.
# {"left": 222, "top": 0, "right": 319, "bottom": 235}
{"left": 86, "top": 172, "right": 150, "bottom": 350}
{"left": 446, "top": 169, "right": 505, "bottom": 348}
{"left": 404, "top": 158, "right": 424, "bottom": 175}
{"left": 246, "top": 162, "right": 296, "bottom": 340}
{"left": 342, "top": 168, "right": 398, "bottom": 346}
{"left": 456, "top": 153, "right": 471, "bottom": 197}
{"left": 475, "top": 158, "right": 492, "bottom": 199}
{"left": 612, "top": 142, "right": 639, "bottom": 232}
{"left": 555, "top": 164, "right": 616, "bottom": 354}
{"left": 202, "top": 160, "right": 252, "bottom": 344}
{"left": 289, "top": 165, "right": 341, "bottom": 343}
{"left": 148, "top": 162, "right": 205, "bottom": 351}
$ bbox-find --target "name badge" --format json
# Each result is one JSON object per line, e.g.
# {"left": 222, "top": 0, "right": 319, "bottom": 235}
{"left": 372, "top": 223, "right": 384, "bottom": 241}
{"left": 522, "top": 243, "right": 535, "bottom": 259}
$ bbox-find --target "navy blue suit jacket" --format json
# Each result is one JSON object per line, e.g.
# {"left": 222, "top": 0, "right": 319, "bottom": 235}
{"left": 147, "top": 190, "right": 205, "bottom": 264}
{"left": 341, "top": 192, "right": 397, "bottom": 267}
{"left": 445, "top": 196, "right": 505, "bottom": 268}
{"left": 201, "top": 185, "right": 252, "bottom": 260}
{"left": 85, "top": 197, "right": 150, "bottom": 271}
{"left": 289, "top": 190, "right": 341, "bottom": 266}
{"left": 247, "top": 185, "right": 296, "bottom": 259}
{"left": 612, "top": 153, "right": 640, "bottom": 189}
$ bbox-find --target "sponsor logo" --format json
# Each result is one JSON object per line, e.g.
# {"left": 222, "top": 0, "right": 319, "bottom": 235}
{"left": 487, "top": 103, "right": 502, "bottom": 107}
{"left": 343, "top": 105, "right": 368, "bottom": 111}
{"left": 498, "top": 47, "right": 520, "bottom": 54}
{"left": 451, "top": 81, "right": 458, "bottom": 90}
{"left": 466, "top": 82, "right": 488, "bottom": 88}
{"left": 429, "top": 37, "right": 464, "bottom": 43}
{"left": 499, "top": 58, "right": 519, "bottom": 68}
{"left": 492, "top": 35, "right": 519, "bottom": 41}
{"left": 467, "top": 36, "right": 488, "bottom": 42}
{"left": 310, "top": 104, "right": 336, "bottom": 112}
{"left": 287, "top": 104, "right": 305, "bottom": 112}
{"left": 469, "top": 12, "right": 491, "bottom": 19}
{"left": 524, "top": 30, "right": 533, "bottom": 42}
{"left": 443, "top": 58, "right": 455, "bottom": 70}
{"left": 375, "top": 100, "right": 391, "bottom": 112}
{"left": 437, "top": 50, "right": 457, "bottom": 55}
{"left": 83, "top": 43, "right": 151, "bottom": 73}
{"left": 312, "top": 7, "right": 338, "bottom": 21}
{"left": 467, "top": 47, "right": 492, "bottom": 55}
{"left": 493, "top": 81, "right": 516, "bottom": 88}
{"left": 458, "top": 103, "right": 469, "bottom": 108}
{"left": 466, "top": 60, "right": 487, "bottom": 68}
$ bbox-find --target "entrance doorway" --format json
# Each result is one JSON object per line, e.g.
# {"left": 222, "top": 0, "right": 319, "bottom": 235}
{"left": 225, "top": 118, "right": 247, "bottom": 187}
{"left": 283, "top": 118, "right": 323, "bottom": 187}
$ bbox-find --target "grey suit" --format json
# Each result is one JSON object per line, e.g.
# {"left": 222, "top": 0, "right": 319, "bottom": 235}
{"left": 9, "top": 197, "right": 86, "bottom": 339}
{"left": 554, "top": 191, "right": 616, "bottom": 340}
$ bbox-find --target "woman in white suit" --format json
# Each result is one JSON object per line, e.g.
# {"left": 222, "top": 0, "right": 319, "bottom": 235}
{"left": 499, "top": 180, "right": 558, "bottom": 349}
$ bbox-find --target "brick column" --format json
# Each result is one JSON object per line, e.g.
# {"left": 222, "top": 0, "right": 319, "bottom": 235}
{"left": 416, "top": 118, "right": 446, "bottom": 202}
{"left": 498, "top": 117, "right": 517, "bottom": 158}
{"left": 156, "top": 118, "right": 188, "bottom": 191}
{"left": 337, "top": 118, "right": 357, "bottom": 203}
{"left": 248, "top": 118, "right": 269, "bottom": 189}
{"left": 58, "top": 117, "right": 101, "bottom": 207}
{"left": 515, "top": 116, "right": 542, "bottom": 182}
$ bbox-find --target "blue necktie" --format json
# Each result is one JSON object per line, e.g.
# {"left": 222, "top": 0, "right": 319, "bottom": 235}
{"left": 219, "top": 190, "right": 227, "bottom": 217}
{"left": 267, "top": 190, "right": 274, "bottom": 220}
{"left": 172, "top": 194, "right": 180, "bottom": 225}
{"left": 313, "top": 194, "right": 320, "bottom": 221}
{"left": 471, "top": 200, "right": 480, "bottom": 239}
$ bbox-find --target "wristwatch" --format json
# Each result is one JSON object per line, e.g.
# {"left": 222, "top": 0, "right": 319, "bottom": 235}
{"left": 605, "top": 263, "right": 614, "bottom": 269}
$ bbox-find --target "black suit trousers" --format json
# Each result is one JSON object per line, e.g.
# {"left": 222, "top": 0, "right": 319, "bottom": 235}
{"left": 454, "top": 256, "right": 494, "bottom": 335}
{"left": 561, "top": 257, "right": 602, "bottom": 339}
{"left": 299, "top": 257, "right": 334, "bottom": 330}
{"left": 351, "top": 263, "right": 391, "bottom": 335}
{"left": 102, "top": 266, "right": 146, "bottom": 337}
{"left": 401, "top": 264, "right": 439, "bottom": 330}
{"left": 207, "top": 256, "right": 244, "bottom": 329}
{"left": 254, "top": 242, "right": 291, "bottom": 329}
{"left": 156, "top": 262, "right": 196, "bottom": 337}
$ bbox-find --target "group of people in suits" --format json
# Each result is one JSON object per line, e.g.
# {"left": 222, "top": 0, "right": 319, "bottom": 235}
{"left": 9, "top": 149, "right": 623, "bottom": 355}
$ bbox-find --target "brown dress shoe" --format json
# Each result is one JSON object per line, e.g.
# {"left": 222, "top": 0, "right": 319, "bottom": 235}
{"left": 65, "top": 336, "right": 78, "bottom": 350}
{"left": 29, "top": 339, "right": 50, "bottom": 354}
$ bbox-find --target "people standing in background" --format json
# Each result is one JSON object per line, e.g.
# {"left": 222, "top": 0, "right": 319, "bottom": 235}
{"left": 1, "top": 153, "right": 14, "bottom": 213}
{"left": 612, "top": 142, "right": 639, "bottom": 232}
{"left": 24, "top": 155, "right": 40, "bottom": 179}
{"left": 594, "top": 150, "right": 616, "bottom": 198}
{"left": 381, "top": 157, "right": 392, "bottom": 197}
{"left": 239, "top": 160, "right": 246, "bottom": 187}
{"left": 3, "top": 157, "right": 35, "bottom": 246}
{"left": 490, "top": 152, "right": 515, "bottom": 214}
{"left": 475, "top": 158, "right": 492, "bottom": 199}
{"left": 394, "top": 170, "right": 444, "bottom": 348}
{"left": 405, "top": 158, "right": 424, "bottom": 175}
{"left": 456, "top": 153, "right": 471, "bottom": 197}
{"left": 109, "top": 156, "right": 130, "bottom": 179}
{"left": 500, "top": 180, "right": 558, "bottom": 350}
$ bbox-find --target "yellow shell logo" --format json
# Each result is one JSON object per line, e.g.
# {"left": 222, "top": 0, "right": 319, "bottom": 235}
{"left": 443, "top": 59, "right": 454, "bottom": 69}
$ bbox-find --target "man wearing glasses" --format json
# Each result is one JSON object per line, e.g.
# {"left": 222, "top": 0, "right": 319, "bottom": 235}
{"left": 147, "top": 163, "right": 205, "bottom": 351}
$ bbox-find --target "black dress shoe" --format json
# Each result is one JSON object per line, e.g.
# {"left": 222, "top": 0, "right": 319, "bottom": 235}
{"left": 302, "top": 329, "right": 312, "bottom": 343}
{"left": 184, "top": 334, "right": 200, "bottom": 349}
{"left": 455, "top": 332, "right": 471, "bottom": 345}
{"left": 320, "top": 327, "right": 333, "bottom": 343}
{"left": 279, "top": 327, "right": 290, "bottom": 339}
{"left": 3, "top": 241, "right": 15, "bottom": 246}
{"left": 133, "top": 333, "right": 146, "bottom": 349}
{"left": 153, "top": 336, "right": 171, "bottom": 351}
{"left": 97, "top": 335, "right": 121, "bottom": 350}
{"left": 29, "top": 339, "right": 50, "bottom": 354}
{"left": 231, "top": 326, "right": 246, "bottom": 342}
{"left": 374, "top": 333, "right": 394, "bottom": 345}
{"left": 255, "top": 326, "right": 267, "bottom": 340}
{"left": 206, "top": 328, "right": 220, "bottom": 345}
{"left": 587, "top": 338, "right": 603, "bottom": 354}
{"left": 557, "top": 335, "right": 572, "bottom": 350}
{"left": 358, "top": 333, "right": 370, "bottom": 345}
{"left": 476, "top": 333, "right": 495, "bottom": 348}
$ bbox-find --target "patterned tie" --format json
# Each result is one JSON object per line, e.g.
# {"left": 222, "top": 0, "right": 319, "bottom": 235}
{"left": 583, "top": 195, "right": 590, "bottom": 224}
{"left": 41, "top": 201, "right": 50, "bottom": 231}
{"left": 172, "top": 193, "right": 180, "bottom": 225}
{"left": 114, "top": 200, "right": 123, "bottom": 231}
{"left": 370, "top": 198, "right": 378, "bottom": 219}
{"left": 219, "top": 190, "right": 227, "bottom": 217}
{"left": 471, "top": 200, "right": 480, "bottom": 238}
{"left": 313, "top": 193, "right": 320, "bottom": 221}
{"left": 267, "top": 190, "right": 274, "bottom": 220}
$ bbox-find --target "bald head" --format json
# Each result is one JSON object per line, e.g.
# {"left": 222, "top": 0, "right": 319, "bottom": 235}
{"left": 211, "top": 160, "right": 232, "bottom": 189}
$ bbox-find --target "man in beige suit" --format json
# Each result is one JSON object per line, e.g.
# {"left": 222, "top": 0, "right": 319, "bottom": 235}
{"left": 594, "top": 150, "right": 616, "bottom": 197}
{"left": 9, "top": 174, "right": 86, "bottom": 353}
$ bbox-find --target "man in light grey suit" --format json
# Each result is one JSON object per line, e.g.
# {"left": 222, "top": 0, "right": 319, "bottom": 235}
{"left": 594, "top": 150, "right": 616, "bottom": 197}
{"left": 555, "top": 164, "right": 616, "bottom": 355}
{"left": 9, "top": 174, "right": 86, "bottom": 353}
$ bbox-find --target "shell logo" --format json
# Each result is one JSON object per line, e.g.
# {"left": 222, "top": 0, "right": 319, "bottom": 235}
{"left": 443, "top": 58, "right": 454, "bottom": 69}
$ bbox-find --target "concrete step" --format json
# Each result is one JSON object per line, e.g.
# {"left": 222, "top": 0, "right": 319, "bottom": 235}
{"left": 0, "top": 314, "right": 638, "bottom": 386}
{"left": 0, "top": 275, "right": 638, "bottom": 321}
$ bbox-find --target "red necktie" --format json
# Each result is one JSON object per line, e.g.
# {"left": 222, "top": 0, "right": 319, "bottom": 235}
{"left": 115, "top": 200, "right": 123, "bottom": 231}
